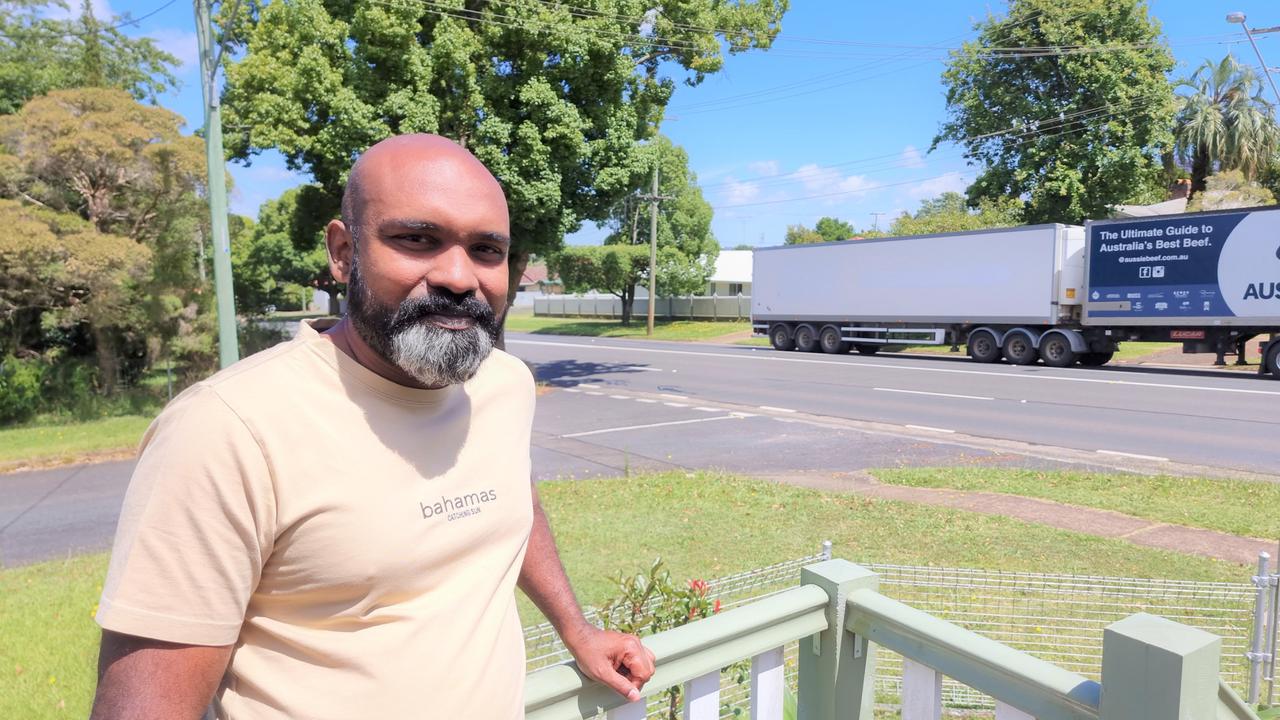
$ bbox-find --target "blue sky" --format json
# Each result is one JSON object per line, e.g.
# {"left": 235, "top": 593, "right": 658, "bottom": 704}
{"left": 110, "top": 0, "right": 1280, "bottom": 247}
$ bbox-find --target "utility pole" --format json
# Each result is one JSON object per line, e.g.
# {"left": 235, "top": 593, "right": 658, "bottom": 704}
{"left": 637, "top": 164, "right": 674, "bottom": 336}
{"left": 870, "top": 212, "right": 886, "bottom": 232}
{"left": 1228, "top": 13, "right": 1280, "bottom": 107}
{"left": 195, "top": 0, "right": 240, "bottom": 368}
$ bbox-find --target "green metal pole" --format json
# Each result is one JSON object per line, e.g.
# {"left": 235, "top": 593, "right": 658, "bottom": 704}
{"left": 195, "top": 0, "right": 239, "bottom": 368}
{"left": 646, "top": 164, "right": 658, "bottom": 337}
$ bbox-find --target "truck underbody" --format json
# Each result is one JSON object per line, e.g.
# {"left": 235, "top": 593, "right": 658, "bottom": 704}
{"left": 752, "top": 319, "right": 1280, "bottom": 377}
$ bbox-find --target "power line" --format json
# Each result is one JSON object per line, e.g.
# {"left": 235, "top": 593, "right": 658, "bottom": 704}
{"left": 0, "top": 0, "right": 180, "bottom": 41}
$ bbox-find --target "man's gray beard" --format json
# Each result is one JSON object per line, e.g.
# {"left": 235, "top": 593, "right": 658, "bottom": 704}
{"left": 387, "top": 320, "right": 494, "bottom": 387}
{"left": 345, "top": 256, "right": 500, "bottom": 388}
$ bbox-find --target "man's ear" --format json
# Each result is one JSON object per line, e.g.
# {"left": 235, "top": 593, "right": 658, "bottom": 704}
{"left": 325, "top": 220, "right": 355, "bottom": 284}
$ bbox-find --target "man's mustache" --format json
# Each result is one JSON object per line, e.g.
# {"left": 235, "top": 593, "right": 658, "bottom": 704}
{"left": 389, "top": 293, "right": 498, "bottom": 334}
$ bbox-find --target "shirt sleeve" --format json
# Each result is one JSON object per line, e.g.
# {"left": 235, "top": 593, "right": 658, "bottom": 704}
{"left": 96, "top": 384, "right": 277, "bottom": 646}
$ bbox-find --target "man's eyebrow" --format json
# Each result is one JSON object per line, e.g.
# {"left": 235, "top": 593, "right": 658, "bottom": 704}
{"left": 377, "top": 219, "right": 510, "bottom": 246}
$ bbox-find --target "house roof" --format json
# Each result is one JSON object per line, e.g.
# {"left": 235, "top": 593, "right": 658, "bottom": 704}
{"left": 708, "top": 250, "right": 753, "bottom": 283}
{"left": 520, "top": 262, "right": 551, "bottom": 285}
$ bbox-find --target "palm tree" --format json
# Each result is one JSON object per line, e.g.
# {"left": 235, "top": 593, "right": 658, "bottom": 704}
{"left": 1174, "top": 55, "right": 1280, "bottom": 194}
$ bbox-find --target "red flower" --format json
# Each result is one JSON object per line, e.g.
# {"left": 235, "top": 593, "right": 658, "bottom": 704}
{"left": 713, "top": 599, "right": 721, "bottom": 614}
{"left": 688, "top": 607, "right": 697, "bottom": 620}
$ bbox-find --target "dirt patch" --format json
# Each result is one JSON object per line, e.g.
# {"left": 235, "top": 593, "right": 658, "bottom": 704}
{"left": 1117, "top": 343, "right": 1264, "bottom": 370}
{"left": 708, "top": 330, "right": 755, "bottom": 343}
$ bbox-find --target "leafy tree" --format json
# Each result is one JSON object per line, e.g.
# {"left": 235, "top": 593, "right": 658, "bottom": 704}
{"left": 549, "top": 137, "right": 717, "bottom": 324}
{"left": 934, "top": 0, "right": 1176, "bottom": 224}
{"left": 220, "top": 0, "right": 786, "bottom": 304}
{"left": 1185, "top": 170, "right": 1276, "bottom": 212}
{"left": 0, "top": 199, "right": 151, "bottom": 392}
{"left": 890, "top": 191, "right": 1024, "bottom": 235}
{"left": 784, "top": 216, "right": 855, "bottom": 244}
{"left": 232, "top": 187, "right": 334, "bottom": 315}
{"left": 731, "top": 243, "right": 755, "bottom": 251}
{"left": 1174, "top": 55, "right": 1280, "bottom": 195}
{"left": 783, "top": 224, "right": 823, "bottom": 245}
{"left": 0, "top": 0, "right": 179, "bottom": 115}
{"left": 0, "top": 88, "right": 206, "bottom": 241}
{"left": 814, "top": 216, "right": 854, "bottom": 242}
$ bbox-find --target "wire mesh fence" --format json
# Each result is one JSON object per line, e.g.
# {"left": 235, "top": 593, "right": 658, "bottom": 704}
{"left": 525, "top": 547, "right": 1264, "bottom": 718}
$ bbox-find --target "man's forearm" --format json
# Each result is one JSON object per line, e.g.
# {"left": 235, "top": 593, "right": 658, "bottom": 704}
{"left": 518, "top": 489, "right": 593, "bottom": 645}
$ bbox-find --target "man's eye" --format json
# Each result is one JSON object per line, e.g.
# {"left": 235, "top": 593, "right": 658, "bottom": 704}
{"left": 474, "top": 245, "right": 506, "bottom": 257}
{"left": 398, "top": 234, "right": 435, "bottom": 245}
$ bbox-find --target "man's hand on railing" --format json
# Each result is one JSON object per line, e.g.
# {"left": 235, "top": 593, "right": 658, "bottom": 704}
{"left": 563, "top": 626, "right": 657, "bottom": 703}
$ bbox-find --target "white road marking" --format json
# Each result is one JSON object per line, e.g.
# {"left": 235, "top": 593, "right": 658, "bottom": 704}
{"left": 562, "top": 388, "right": 581, "bottom": 393}
{"left": 510, "top": 339, "right": 1280, "bottom": 398}
{"left": 874, "top": 387, "right": 994, "bottom": 401}
{"left": 694, "top": 406, "right": 720, "bottom": 412}
{"left": 730, "top": 412, "right": 758, "bottom": 418}
{"left": 561, "top": 415, "right": 742, "bottom": 438}
{"left": 635, "top": 398, "right": 658, "bottom": 404}
{"left": 577, "top": 384, "right": 601, "bottom": 389}
{"left": 660, "top": 393, "right": 688, "bottom": 400}
{"left": 609, "top": 395, "right": 630, "bottom": 400}
{"left": 759, "top": 405, "right": 797, "bottom": 413}
{"left": 634, "top": 367, "right": 665, "bottom": 372}
{"left": 664, "top": 402, "right": 689, "bottom": 407}
{"left": 585, "top": 391, "right": 604, "bottom": 396}
{"left": 906, "top": 424, "right": 956, "bottom": 434}
{"left": 1097, "top": 449, "right": 1169, "bottom": 462}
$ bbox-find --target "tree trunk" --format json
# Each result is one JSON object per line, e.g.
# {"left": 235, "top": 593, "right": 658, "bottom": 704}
{"left": 92, "top": 325, "right": 118, "bottom": 396}
{"left": 1190, "top": 149, "right": 1212, "bottom": 196}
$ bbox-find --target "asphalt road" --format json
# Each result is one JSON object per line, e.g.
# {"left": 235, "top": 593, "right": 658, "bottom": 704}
{"left": 4, "top": 333, "right": 1276, "bottom": 566}
{"left": 510, "top": 333, "right": 1280, "bottom": 476}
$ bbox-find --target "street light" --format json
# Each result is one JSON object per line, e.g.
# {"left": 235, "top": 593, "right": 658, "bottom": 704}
{"left": 1227, "top": 11, "right": 1280, "bottom": 107}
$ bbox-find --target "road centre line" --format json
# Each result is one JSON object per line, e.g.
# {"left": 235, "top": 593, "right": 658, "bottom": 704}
{"left": 874, "top": 387, "right": 994, "bottom": 401}
{"left": 510, "top": 339, "right": 1280, "bottom": 397}
{"left": 634, "top": 398, "right": 657, "bottom": 403}
{"left": 561, "top": 415, "right": 743, "bottom": 438}
{"left": 758, "top": 405, "right": 797, "bottom": 413}
{"left": 609, "top": 395, "right": 630, "bottom": 400}
{"left": 694, "top": 406, "right": 720, "bottom": 412}
{"left": 664, "top": 402, "right": 689, "bottom": 407}
{"left": 585, "top": 391, "right": 604, "bottom": 396}
{"left": 1097, "top": 449, "right": 1169, "bottom": 462}
{"left": 906, "top": 424, "right": 956, "bottom": 434}
{"left": 660, "top": 393, "right": 688, "bottom": 400}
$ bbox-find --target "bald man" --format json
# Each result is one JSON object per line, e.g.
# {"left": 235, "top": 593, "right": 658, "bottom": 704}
{"left": 90, "top": 135, "right": 655, "bottom": 720}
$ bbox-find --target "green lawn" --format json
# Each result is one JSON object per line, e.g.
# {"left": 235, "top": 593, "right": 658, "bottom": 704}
{"left": 871, "top": 467, "right": 1280, "bottom": 540}
{"left": 1, "top": 472, "right": 1250, "bottom": 719}
{"left": 505, "top": 312, "right": 749, "bottom": 342}
{"left": 0, "top": 416, "right": 152, "bottom": 471}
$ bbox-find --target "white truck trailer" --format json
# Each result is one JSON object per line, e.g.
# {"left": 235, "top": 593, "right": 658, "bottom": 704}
{"left": 751, "top": 207, "right": 1280, "bottom": 378}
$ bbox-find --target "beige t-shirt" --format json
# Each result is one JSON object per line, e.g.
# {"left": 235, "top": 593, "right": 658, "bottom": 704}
{"left": 97, "top": 321, "right": 535, "bottom": 719}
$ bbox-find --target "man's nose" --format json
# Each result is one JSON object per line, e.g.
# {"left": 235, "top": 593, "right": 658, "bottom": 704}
{"left": 424, "top": 244, "right": 480, "bottom": 296}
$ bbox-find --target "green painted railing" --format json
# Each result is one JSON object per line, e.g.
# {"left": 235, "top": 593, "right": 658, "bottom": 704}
{"left": 524, "top": 559, "right": 1262, "bottom": 720}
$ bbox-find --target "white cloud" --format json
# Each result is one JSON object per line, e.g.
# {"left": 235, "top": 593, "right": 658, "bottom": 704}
{"left": 837, "top": 175, "right": 874, "bottom": 194}
{"left": 44, "top": 0, "right": 113, "bottom": 21}
{"left": 747, "top": 160, "right": 780, "bottom": 177}
{"left": 721, "top": 178, "right": 762, "bottom": 205}
{"left": 907, "top": 171, "right": 969, "bottom": 199}
{"left": 789, "top": 163, "right": 875, "bottom": 203}
{"left": 899, "top": 145, "right": 926, "bottom": 169}
{"left": 149, "top": 28, "right": 200, "bottom": 70}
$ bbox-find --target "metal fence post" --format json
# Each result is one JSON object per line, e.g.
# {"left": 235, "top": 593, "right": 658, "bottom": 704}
{"left": 798, "top": 560, "right": 878, "bottom": 720}
{"left": 1250, "top": 552, "right": 1272, "bottom": 703}
{"left": 1099, "top": 612, "right": 1221, "bottom": 720}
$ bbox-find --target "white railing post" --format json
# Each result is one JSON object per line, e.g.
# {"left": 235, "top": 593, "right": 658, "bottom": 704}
{"left": 682, "top": 670, "right": 720, "bottom": 720}
{"left": 901, "top": 658, "right": 941, "bottom": 720}
{"left": 750, "top": 647, "right": 785, "bottom": 720}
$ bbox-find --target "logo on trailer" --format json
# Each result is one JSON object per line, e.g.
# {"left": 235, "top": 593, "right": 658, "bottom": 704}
{"left": 1219, "top": 214, "right": 1280, "bottom": 315}
{"left": 1171, "top": 329, "right": 1205, "bottom": 340}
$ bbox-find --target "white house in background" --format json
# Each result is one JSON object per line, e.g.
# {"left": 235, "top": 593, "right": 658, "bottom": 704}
{"left": 706, "top": 249, "right": 753, "bottom": 296}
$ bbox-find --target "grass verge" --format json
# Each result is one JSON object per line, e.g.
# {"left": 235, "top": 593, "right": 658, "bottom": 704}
{"left": 871, "top": 467, "right": 1280, "bottom": 540}
{"left": 0, "top": 416, "right": 151, "bottom": 471}
{"left": 1, "top": 472, "right": 1250, "bottom": 718}
{"left": 505, "top": 312, "right": 749, "bottom": 342}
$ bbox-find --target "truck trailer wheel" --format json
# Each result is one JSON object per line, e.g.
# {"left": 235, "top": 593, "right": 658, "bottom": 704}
{"left": 1003, "top": 332, "right": 1039, "bottom": 365}
{"left": 794, "top": 324, "right": 820, "bottom": 353}
{"left": 1265, "top": 342, "right": 1280, "bottom": 379}
{"left": 967, "top": 330, "right": 1002, "bottom": 363}
{"left": 1039, "top": 334, "right": 1077, "bottom": 368}
{"left": 819, "top": 325, "right": 849, "bottom": 354}
{"left": 1079, "top": 351, "right": 1114, "bottom": 367}
{"left": 769, "top": 324, "right": 795, "bottom": 351}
